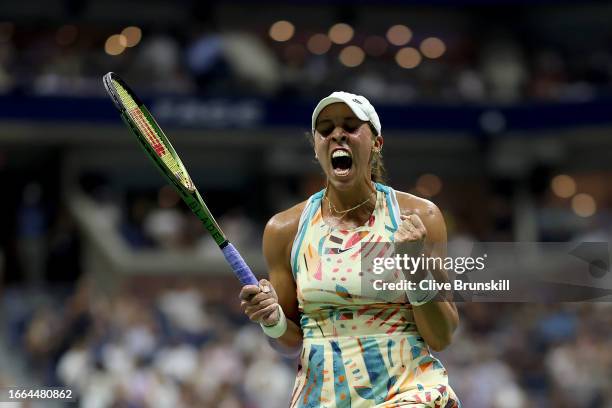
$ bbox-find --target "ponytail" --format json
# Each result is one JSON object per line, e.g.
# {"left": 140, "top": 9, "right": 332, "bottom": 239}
{"left": 368, "top": 123, "right": 386, "bottom": 184}
{"left": 370, "top": 149, "right": 386, "bottom": 184}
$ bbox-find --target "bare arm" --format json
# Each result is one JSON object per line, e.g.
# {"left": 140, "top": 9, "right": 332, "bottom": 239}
{"left": 396, "top": 195, "right": 459, "bottom": 351}
{"left": 239, "top": 205, "right": 304, "bottom": 350}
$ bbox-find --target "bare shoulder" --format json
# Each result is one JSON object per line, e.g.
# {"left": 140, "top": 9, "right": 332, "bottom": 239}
{"left": 394, "top": 190, "right": 446, "bottom": 240}
{"left": 395, "top": 190, "right": 441, "bottom": 219}
{"left": 263, "top": 200, "right": 308, "bottom": 253}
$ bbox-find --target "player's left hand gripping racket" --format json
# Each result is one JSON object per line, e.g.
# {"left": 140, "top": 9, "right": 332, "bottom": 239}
{"left": 103, "top": 72, "right": 258, "bottom": 286}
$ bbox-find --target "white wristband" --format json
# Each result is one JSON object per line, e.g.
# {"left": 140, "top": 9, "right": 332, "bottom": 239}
{"left": 260, "top": 305, "right": 288, "bottom": 338}
{"left": 406, "top": 269, "right": 438, "bottom": 306}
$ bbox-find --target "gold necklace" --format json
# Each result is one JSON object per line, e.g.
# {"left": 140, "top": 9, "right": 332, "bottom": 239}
{"left": 325, "top": 190, "right": 375, "bottom": 220}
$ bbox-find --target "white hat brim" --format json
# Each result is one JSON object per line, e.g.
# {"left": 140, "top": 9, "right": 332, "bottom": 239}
{"left": 311, "top": 95, "right": 370, "bottom": 134}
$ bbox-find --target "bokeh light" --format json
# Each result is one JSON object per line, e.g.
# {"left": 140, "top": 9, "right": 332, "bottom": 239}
{"left": 105, "top": 34, "right": 127, "bottom": 56}
{"left": 571, "top": 193, "right": 596, "bottom": 217}
{"left": 307, "top": 33, "right": 332, "bottom": 55}
{"left": 551, "top": 174, "right": 576, "bottom": 198}
{"left": 339, "top": 45, "right": 365, "bottom": 67}
{"left": 329, "top": 23, "right": 354, "bottom": 45}
{"left": 121, "top": 26, "right": 142, "bottom": 47}
{"left": 363, "top": 35, "right": 388, "bottom": 57}
{"left": 395, "top": 47, "right": 422, "bottom": 69}
{"left": 416, "top": 174, "right": 443, "bottom": 197}
{"left": 420, "top": 37, "right": 446, "bottom": 59}
{"left": 269, "top": 20, "right": 295, "bottom": 42}
{"left": 56, "top": 25, "right": 78, "bottom": 46}
{"left": 386, "top": 24, "right": 412, "bottom": 46}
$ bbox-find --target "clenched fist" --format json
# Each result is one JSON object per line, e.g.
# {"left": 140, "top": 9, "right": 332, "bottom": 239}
{"left": 392, "top": 213, "right": 430, "bottom": 284}
{"left": 239, "top": 279, "right": 280, "bottom": 326}
{"left": 393, "top": 213, "right": 427, "bottom": 257}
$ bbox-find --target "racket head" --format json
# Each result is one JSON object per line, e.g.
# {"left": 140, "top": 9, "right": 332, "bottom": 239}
{"left": 103, "top": 72, "right": 196, "bottom": 194}
{"left": 103, "top": 73, "right": 257, "bottom": 285}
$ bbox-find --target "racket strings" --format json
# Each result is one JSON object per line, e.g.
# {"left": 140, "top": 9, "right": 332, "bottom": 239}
{"left": 113, "top": 80, "right": 193, "bottom": 190}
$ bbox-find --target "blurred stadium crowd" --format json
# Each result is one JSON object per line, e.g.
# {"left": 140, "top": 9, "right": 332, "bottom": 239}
{"left": 1, "top": 3, "right": 612, "bottom": 103}
{"left": 1, "top": 168, "right": 611, "bottom": 407}
{"left": 1, "top": 1, "right": 612, "bottom": 408}
{"left": 3, "top": 273, "right": 612, "bottom": 407}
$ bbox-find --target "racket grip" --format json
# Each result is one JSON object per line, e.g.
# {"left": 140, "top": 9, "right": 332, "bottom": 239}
{"left": 221, "top": 243, "right": 259, "bottom": 286}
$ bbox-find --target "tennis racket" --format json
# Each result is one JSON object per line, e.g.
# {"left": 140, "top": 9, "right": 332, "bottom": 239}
{"left": 102, "top": 72, "right": 258, "bottom": 286}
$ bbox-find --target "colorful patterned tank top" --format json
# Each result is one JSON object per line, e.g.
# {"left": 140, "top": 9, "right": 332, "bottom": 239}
{"left": 288, "top": 183, "right": 460, "bottom": 408}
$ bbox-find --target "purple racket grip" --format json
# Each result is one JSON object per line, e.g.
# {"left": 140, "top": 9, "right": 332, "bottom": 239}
{"left": 221, "top": 243, "right": 258, "bottom": 286}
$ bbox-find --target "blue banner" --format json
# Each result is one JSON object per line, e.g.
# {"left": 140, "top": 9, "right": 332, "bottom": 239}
{"left": 1, "top": 94, "right": 611, "bottom": 134}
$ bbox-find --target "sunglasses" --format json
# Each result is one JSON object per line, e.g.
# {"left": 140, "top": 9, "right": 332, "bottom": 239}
{"left": 315, "top": 117, "right": 371, "bottom": 137}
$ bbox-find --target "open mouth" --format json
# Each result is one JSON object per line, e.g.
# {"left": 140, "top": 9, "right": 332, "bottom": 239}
{"left": 331, "top": 149, "right": 353, "bottom": 176}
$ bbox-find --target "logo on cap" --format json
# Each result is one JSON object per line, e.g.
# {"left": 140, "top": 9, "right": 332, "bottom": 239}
{"left": 352, "top": 98, "right": 362, "bottom": 104}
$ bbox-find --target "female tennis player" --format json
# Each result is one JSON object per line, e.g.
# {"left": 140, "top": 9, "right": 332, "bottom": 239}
{"left": 240, "top": 91, "right": 460, "bottom": 407}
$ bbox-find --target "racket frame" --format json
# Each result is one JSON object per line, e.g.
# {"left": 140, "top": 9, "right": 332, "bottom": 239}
{"left": 103, "top": 72, "right": 227, "bottom": 247}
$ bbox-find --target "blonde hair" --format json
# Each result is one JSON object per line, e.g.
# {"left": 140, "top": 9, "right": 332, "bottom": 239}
{"left": 368, "top": 123, "right": 386, "bottom": 184}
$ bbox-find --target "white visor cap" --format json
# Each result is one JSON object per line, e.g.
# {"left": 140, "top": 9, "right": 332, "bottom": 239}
{"left": 311, "top": 91, "right": 381, "bottom": 136}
